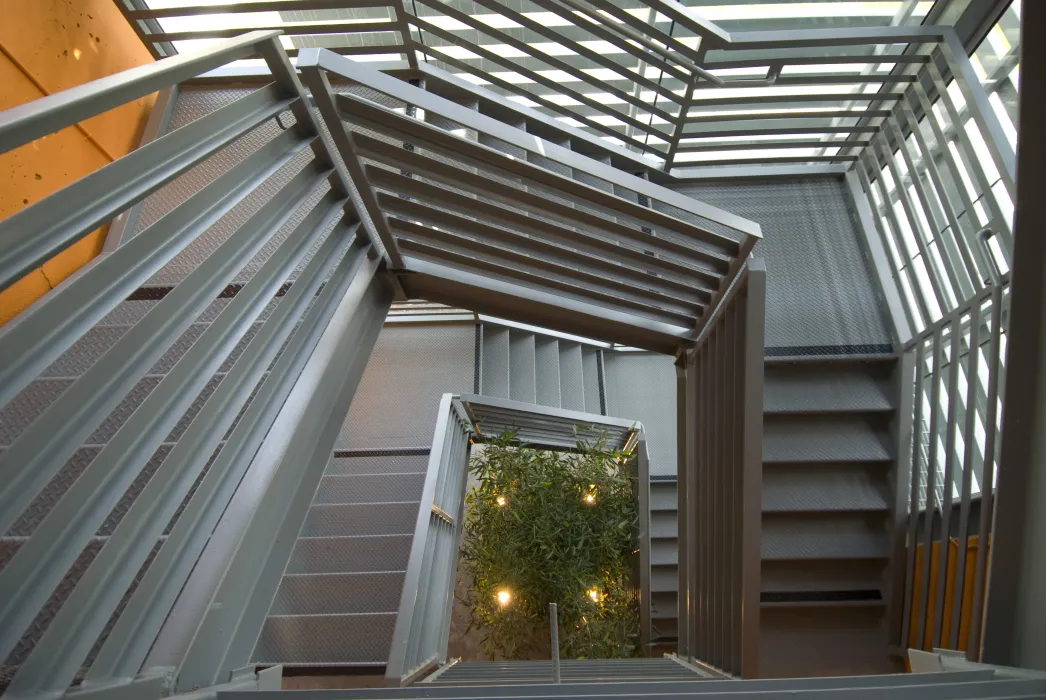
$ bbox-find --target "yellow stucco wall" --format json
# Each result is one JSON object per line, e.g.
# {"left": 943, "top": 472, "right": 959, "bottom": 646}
{"left": 0, "top": 0, "right": 156, "bottom": 325}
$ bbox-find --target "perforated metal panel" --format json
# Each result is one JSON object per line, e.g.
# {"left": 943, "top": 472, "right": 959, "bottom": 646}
{"left": 671, "top": 178, "right": 892, "bottom": 354}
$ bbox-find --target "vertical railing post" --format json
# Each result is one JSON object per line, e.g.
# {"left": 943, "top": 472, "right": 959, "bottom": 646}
{"left": 739, "top": 260, "right": 765, "bottom": 678}
{"left": 675, "top": 356, "right": 690, "bottom": 658}
{"left": 550, "top": 603, "right": 561, "bottom": 684}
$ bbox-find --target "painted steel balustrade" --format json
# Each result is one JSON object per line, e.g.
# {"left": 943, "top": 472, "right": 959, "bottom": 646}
{"left": 0, "top": 31, "right": 391, "bottom": 700}
{"left": 675, "top": 260, "right": 765, "bottom": 678}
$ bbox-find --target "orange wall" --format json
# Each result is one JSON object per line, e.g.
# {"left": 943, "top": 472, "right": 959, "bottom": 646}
{"left": 0, "top": 0, "right": 156, "bottom": 325}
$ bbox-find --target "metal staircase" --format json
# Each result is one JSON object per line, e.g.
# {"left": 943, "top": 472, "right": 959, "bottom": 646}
{"left": 0, "top": 0, "right": 1029, "bottom": 692}
{"left": 760, "top": 355, "right": 906, "bottom": 677}
{"left": 253, "top": 451, "right": 427, "bottom": 667}
{"left": 479, "top": 324, "right": 603, "bottom": 415}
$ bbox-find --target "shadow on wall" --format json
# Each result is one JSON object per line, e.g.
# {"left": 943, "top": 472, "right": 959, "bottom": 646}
{"left": 0, "top": 0, "right": 155, "bottom": 325}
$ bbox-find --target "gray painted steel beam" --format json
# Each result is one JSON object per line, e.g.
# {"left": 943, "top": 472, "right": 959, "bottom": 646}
{"left": 149, "top": 21, "right": 394, "bottom": 43}
{"left": 0, "top": 128, "right": 313, "bottom": 412}
{"left": 3, "top": 196, "right": 351, "bottom": 699}
{"left": 297, "top": 65, "right": 403, "bottom": 267}
{"left": 87, "top": 236, "right": 372, "bottom": 686}
{"left": 398, "top": 257, "right": 689, "bottom": 355}
{"left": 0, "top": 84, "right": 295, "bottom": 291}
{"left": 175, "top": 255, "right": 393, "bottom": 691}
{"left": 125, "top": 0, "right": 387, "bottom": 18}
{"left": 0, "top": 30, "right": 281, "bottom": 153}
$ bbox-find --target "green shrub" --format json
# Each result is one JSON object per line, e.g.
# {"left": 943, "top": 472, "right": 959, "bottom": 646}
{"left": 461, "top": 430, "right": 639, "bottom": 660}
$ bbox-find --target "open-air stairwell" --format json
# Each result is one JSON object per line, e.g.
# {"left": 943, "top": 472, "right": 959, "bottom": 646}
{"left": 0, "top": 0, "right": 1031, "bottom": 695}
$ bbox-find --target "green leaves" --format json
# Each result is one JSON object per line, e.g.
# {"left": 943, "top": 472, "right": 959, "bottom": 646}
{"left": 460, "top": 430, "right": 639, "bottom": 660}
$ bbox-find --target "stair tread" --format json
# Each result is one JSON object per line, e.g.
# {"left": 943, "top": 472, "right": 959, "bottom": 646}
{"left": 301, "top": 502, "right": 420, "bottom": 538}
{"left": 253, "top": 612, "right": 396, "bottom": 665}
{"left": 315, "top": 472, "right": 425, "bottom": 505}
{"left": 287, "top": 533, "right": 414, "bottom": 574}
{"left": 762, "top": 515, "right": 890, "bottom": 560}
{"left": 763, "top": 417, "right": 891, "bottom": 463}
{"left": 271, "top": 570, "right": 405, "bottom": 616}
{"left": 762, "top": 467, "right": 889, "bottom": 512}
{"left": 763, "top": 367, "right": 893, "bottom": 414}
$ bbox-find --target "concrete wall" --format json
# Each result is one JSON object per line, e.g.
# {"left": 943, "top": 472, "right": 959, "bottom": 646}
{"left": 0, "top": 0, "right": 154, "bottom": 325}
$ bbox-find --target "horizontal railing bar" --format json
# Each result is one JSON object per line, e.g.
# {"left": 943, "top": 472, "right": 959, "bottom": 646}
{"left": 403, "top": 19, "right": 668, "bottom": 151}
{"left": 692, "top": 75, "right": 917, "bottom": 89}
{"left": 367, "top": 166, "right": 714, "bottom": 301}
{"left": 702, "top": 55, "right": 933, "bottom": 70}
{"left": 0, "top": 163, "right": 329, "bottom": 557}
{"left": 583, "top": 0, "right": 706, "bottom": 66}
{"left": 3, "top": 193, "right": 348, "bottom": 698}
{"left": 526, "top": 0, "right": 690, "bottom": 84}
{"left": 301, "top": 47, "right": 760, "bottom": 242}
{"left": 685, "top": 110, "right": 892, "bottom": 124}
{"left": 414, "top": 61, "right": 659, "bottom": 174}
{"left": 395, "top": 231, "right": 699, "bottom": 328}
{"left": 126, "top": 0, "right": 395, "bottom": 18}
{"left": 0, "top": 30, "right": 281, "bottom": 154}
{"left": 408, "top": 41, "right": 660, "bottom": 156}
{"left": 724, "top": 25, "right": 948, "bottom": 50}
{"left": 351, "top": 131, "right": 728, "bottom": 278}
{"left": 335, "top": 95, "right": 742, "bottom": 256}
{"left": 353, "top": 140, "right": 724, "bottom": 285}
{"left": 687, "top": 93, "right": 906, "bottom": 108}
{"left": 0, "top": 84, "right": 295, "bottom": 291}
{"left": 402, "top": 257, "right": 691, "bottom": 352}
{"left": 463, "top": 0, "right": 689, "bottom": 107}
{"left": 677, "top": 139, "right": 870, "bottom": 153}
{"left": 149, "top": 22, "right": 395, "bottom": 43}
{"left": 284, "top": 44, "right": 403, "bottom": 59}
{"left": 389, "top": 218, "right": 701, "bottom": 325}
{"left": 682, "top": 127, "right": 879, "bottom": 138}
{"left": 86, "top": 235, "right": 370, "bottom": 685}
{"left": 0, "top": 129, "right": 314, "bottom": 412}
{"left": 678, "top": 155, "right": 859, "bottom": 167}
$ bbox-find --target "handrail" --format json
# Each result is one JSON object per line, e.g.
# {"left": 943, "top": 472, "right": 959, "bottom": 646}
{"left": 0, "top": 30, "right": 281, "bottom": 153}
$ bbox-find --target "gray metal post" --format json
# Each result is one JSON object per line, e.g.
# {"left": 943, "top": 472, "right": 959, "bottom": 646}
{"left": 550, "top": 603, "right": 561, "bottom": 684}
{"left": 982, "top": 0, "right": 1046, "bottom": 669}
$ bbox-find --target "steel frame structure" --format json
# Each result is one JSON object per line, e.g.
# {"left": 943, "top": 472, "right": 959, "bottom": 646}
{"left": 0, "top": 0, "right": 1027, "bottom": 696}
{"left": 115, "top": 0, "right": 1011, "bottom": 176}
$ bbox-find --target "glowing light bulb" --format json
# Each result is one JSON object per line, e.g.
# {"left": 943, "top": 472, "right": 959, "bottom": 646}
{"left": 588, "top": 588, "right": 599, "bottom": 602}
{"left": 496, "top": 496, "right": 507, "bottom": 507}
{"left": 584, "top": 493, "right": 596, "bottom": 504}
{"left": 496, "top": 589, "right": 511, "bottom": 606}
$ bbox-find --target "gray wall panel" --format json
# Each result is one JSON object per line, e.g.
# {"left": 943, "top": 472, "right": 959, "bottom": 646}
{"left": 604, "top": 352, "right": 677, "bottom": 477}
{"left": 337, "top": 323, "right": 475, "bottom": 449}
